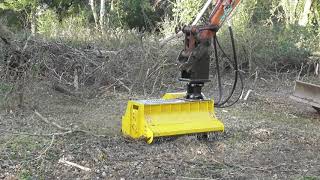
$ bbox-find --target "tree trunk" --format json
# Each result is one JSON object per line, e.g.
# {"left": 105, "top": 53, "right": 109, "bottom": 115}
{"left": 299, "top": 0, "right": 313, "bottom": 26}
{"left": 100, "top": 0, "right": 106, "bottom": 32}
{"left": 111, "top": 0, "right": 114, "bottom": 11}
{"left": 0, "top": 24, "right": 13, "bottom": 45}
{"left": 89, "top": 0, "right": 99, "bottom": 29}
{"left": 291, "top": 0, "right": 299, "bottom": 24}
{"left": 30, "top": 8, "right": 37, "bottom": 35}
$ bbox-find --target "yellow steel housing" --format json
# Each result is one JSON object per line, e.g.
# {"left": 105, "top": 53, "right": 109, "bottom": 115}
{"left": 121, "top": 93, "right": 224, "bottom": 144}
{"left": 162, "top": 92, "right": 186, "bottom": 100}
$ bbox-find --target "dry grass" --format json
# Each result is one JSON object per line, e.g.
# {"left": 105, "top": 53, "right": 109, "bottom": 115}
{"left": 0, "top": 77, "right": 320, "bottom": 179}
{"left": 0, "top": 33, "right": 320, "bottom": 179}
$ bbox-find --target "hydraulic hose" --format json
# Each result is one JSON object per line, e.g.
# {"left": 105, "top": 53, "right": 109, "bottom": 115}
{"left": 214, "top": 25, "right": 244, "bottom": 108}
{"left": 213, "top": 36, "right": 223, "bottom": 105}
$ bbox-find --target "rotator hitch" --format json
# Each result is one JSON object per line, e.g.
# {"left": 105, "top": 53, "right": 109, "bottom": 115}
{"left": 178, "top": 25, "right": 219, "bottom": 100}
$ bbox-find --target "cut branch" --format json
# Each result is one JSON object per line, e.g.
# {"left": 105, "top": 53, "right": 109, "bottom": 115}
{"left": 59, "top": 158, "right": 92, "bottom": 172}
{"left": 34, "top": 110, "right": 70, "bottom": 131}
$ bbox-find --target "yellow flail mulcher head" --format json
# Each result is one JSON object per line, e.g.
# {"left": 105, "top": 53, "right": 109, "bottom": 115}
{"left": 121, "top": 92, "right": 224, "bottom": 144}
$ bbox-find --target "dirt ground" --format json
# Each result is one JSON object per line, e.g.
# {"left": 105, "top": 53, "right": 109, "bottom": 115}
{"left": 0, "top": 77, "right": 320, "bottom": 180}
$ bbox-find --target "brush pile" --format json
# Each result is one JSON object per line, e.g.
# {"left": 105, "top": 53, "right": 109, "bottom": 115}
{"left": 0, "top": 36, "right": 178, "bottom": 107}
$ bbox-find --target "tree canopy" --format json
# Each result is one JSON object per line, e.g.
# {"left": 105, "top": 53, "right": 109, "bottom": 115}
{"left": 0, "top": 0, "right": 318, "bottom": 33}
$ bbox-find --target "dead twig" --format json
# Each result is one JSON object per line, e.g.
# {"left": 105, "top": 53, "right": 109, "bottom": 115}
{"left": 35, "top": 134, "right": 55, "bottom": 160}
{"left": 34, "top": 110, "right": 70, "bottom": 131}
{"left": 34, "top": 110, "right": 107, "bottom": 138}
{"left": 260, "top": 77, "right": 269, "bottom": 84}
{"left": 1, "top": 129, "right": 106, "bottom": 138}
{"left": 52, "top": 83, "right": 82, "bottom": 99}
{"left": 0, "top": 129, "right": 74, "bottom": 137}
{"left": 21, "top": 35, "right": 32, "bottom": 53}
{"left": 113, "top": 77, "right": 131, "bottom": 92}
{"left": 176, "top": 177, "right": 214, "bottom": 180}
{"left": 73, "top": 69, "right": 79, "bottom": 91}
{"left": 297, "top": 63, "right": 304, "bottom": 80}
{"left": 244, "top": 89, "right": 253, "bottom": 101}
{"left": 151, "top": 67, "right": 162, "bottom": 95}
{"left": 58, "top": 157, "right": 92, "bottom": 172}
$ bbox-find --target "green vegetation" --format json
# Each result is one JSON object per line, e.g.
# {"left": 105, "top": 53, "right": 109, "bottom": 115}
{"left": 300, "top": 176, "right": 320, "bottom": 180}
{"left": 18, "top": 169, "right": 33, "bottom": 180}
{"left": 0, "top": 82, "right": 11, "bottom": 104}
{"left": 0, "top": 0, "right": 318, "bottom": 33}
{"left": 0, "top": 82, "right": 11, "bottom": 94}
{"left": 0, "top": 0, "right": 319, "bottom": 73}
{"left": 4, "top": 136, "right": 47, "bottom": 160}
